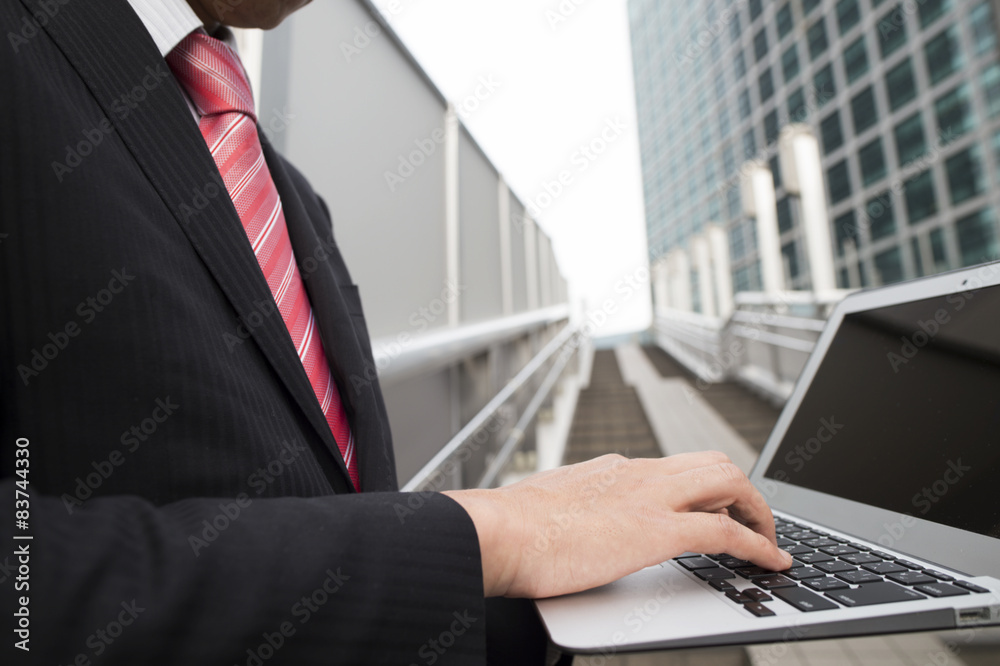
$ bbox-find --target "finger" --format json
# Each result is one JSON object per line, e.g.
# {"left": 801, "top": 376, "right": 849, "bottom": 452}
{"left": 665, "top": 463, "right": 778, "bottom": 544}
{"left": 672, "top": 512, "right": 792, "bottom": 571}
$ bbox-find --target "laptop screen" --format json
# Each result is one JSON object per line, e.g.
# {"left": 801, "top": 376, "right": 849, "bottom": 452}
{"left": 763, "top": 283, "right": 1000, "bottom": 540}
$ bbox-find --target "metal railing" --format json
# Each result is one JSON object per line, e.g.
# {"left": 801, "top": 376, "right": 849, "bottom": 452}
{"left": 654, "top": 290, "right": 852, "bottom": 404}
{"left": 401, "top": 321, "right": 580, "bottom": 492}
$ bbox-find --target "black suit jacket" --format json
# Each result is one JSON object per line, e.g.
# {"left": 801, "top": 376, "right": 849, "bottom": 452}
{"left": 0, "top": 1, "right": 492, "bottom": 663}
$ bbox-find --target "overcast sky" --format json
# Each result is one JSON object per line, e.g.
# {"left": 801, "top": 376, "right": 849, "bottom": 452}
{"left": 370, "top": 0, "right": 651, "bottom": 337}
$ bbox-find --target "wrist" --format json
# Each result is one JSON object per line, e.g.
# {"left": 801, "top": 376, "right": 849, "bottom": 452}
{"left": 442, "top": 488, "right": 522, "bottom": 597}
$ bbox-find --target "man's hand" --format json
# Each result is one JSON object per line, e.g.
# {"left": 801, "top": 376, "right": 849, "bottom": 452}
{"left": 444, "top": 451, "right": 793, "bottom": 599}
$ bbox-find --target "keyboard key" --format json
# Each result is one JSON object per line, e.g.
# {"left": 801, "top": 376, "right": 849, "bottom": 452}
{"left": 887, "top": 571, "right": 938, "bottom": 586}
{"left": 803, "top": 538, "right": 839, "bottom": 548}
{"left": 915, "top": 583, "right": 970, "bottom": 598}
{"left": 726, "top": 590, "right": 752, "bottom": 604}
{"left": 788, "top": 530, "right": 820, "bottom": 540}
{"left": 742, "top": 588, "right": 772, "bottom": 602}
{"left": 735, "top": 566, "right": 779, "bottom": 579}
{"left": 837, "top": 570, "right": 883, "bottom": 585}
{"left": 955, "top": 581, "right": 990, "bottom": 594}
{"left": 709, "top": 579, "right": 735, "bottom": 592}
{"left": 925, "top": 571, "right": 955, "bottom": 582}
{"left": 773, "top": 586, "right": 840, "bottom": 612}
{"left": 869, "top": 550, "right": 894, "bottom": 559}
{"left": 796, "top": 552, "right": 835, "bottom": 565}
{"left": 846, "top": 542, "right": 870, "bottom": 552}
{"left": 805, "top": 576, "right": 850, "bottom": 591}
{"left": 707, "top": 553, "right": 730, "bottom": 561}
{"left": 780, "top": 544, "right": 814, "bottom": 555}
{"left": 775, "top": 537, "right": 796, "bottom": 547}
{"left": 720, "top": 557, "right": 753, "bottom": 569}
{"left": 755, "top": 574, "right": 798, "bottom": 589}
{"left": 815, "top": 561, "right": 857, "bottom": 574}
{"left": 678, "top": 557, "right": 719, "bottom": 570}
{"left": 785, "top": 567, "right": 825, "bottom": 580}
{"left": 744, "top": 602, "right": 775, "bottom": 617}
{"left": 827, "top": 582, "right": 926, "bottom": 607}
{"left": 841, "top": 553, "right": 882, "bottom": 565}
{"left": 862, "top": 562, "right": 907, "bottom": 575}
{"left": 819, "top": 545, "right": 859, "bottom": 556}
{"left": 896, "top": 560, "right": 922, "bottom": 570}
{"left": 695, "top": 568, "right": 736, "bottom": 581}
{"left": 828, "top": 535, "right": 849, "bottom": 543}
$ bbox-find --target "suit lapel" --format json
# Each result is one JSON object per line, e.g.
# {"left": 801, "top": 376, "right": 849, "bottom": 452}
{"left": 27, "top": 0, "right": 354, "bottom": 492}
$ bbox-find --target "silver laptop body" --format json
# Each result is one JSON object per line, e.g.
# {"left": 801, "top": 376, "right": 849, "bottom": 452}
{"left": 536, "top": 261, "right": 1000, "bottom": 654}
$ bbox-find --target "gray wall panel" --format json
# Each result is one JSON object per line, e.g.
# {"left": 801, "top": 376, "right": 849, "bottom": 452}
{"left": 458, "top": 129, "right": 503, "bottom": 324}
{"left": 509, "top": 197, "right": 528, "bottom": 313}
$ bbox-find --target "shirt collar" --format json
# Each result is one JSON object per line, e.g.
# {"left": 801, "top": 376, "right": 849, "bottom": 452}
{"left": 126, "top": 0, "right": 204, "bottom": 57}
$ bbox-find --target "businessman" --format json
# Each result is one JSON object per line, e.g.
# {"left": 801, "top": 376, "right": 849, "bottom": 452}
{"left": 0, "top": 0, "right": 791, "bottom": 663}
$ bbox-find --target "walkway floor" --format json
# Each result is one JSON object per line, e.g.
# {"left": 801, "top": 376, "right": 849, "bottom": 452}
{"left": 556, "top": 343, "right": 999, "bottom": 666}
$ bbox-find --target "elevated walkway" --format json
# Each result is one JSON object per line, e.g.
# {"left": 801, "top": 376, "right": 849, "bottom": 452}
{"left": 559, "top": 342, "right": 995, "bottom": 666}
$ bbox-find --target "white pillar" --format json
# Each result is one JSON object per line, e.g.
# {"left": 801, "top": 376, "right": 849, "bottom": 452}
{"left": 444, "top": 104, "right": 460, "bottom": 325}
{"left": 691, "top": 233, "right": 716, "bottom": 317}
{"left": 780, "top": 125, "right": 837, "bottom": 293}
{"left": 525, "top": 217, "right": 539, "bottom": 311}
{"left": 667, "top": 248, "right": 692, "bottom": 312}
{"left": 497, "top": 178, "right": 513, "bottom": 315}
{"left": 652, "top": 260, "right": 670, "bottom": 315}
{"left": 706, "top": 223, "right": 734, "bottom": 319}
{"left": 740, "top": 163, "right": 784, "bottom": 295}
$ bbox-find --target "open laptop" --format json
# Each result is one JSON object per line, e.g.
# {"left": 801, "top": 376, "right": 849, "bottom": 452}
{"left": 536, "top": 260, "right": 1000, "bottom": 653}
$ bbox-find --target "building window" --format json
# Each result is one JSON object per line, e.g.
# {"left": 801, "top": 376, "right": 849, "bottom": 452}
{"left": 777, "top": 196, "right": 793, "bottom": 232}
{"left": 730, "top": 10, "right": 742, "bottom": 43}
{"left": 877, "top": 4, "right": 907, "bottom": 57}
{"left": 859, "top": 138, "right": 887, "bottom": 185}
{"left": 885, "top": 58, "right": 917, "bottom": 110}
{"left": 836, "top": 0, "right": 861, "bottom": 34}
{"left": 821, "top": 111, "right": 844, "bottom": 154}
{"left": 782, "top": 43, "right": 800, "bottom": 82}
{"left": 754, "top": 27, "right": 769, "bottom": 62}
{"left": 934, "top": 84, "right": 974, "bottom": 139}
{"left": 723, "top": 143, "right": 736, "bottom": 175}
{"left": 969, "top": 3, "right": 997, "bottom": 56}
{"left": 776, "top": 3, "right": 793, "bottom": 39}
{"left": 945, "top": 147, "right": 985, "bottom": 205}
{"left": 765, "top": 110, "right": 780, "bottom": 145}
{"left": 719, "top": 106, "right": 732, "bottom": 137}
{"left": 750, "top": 0, "right": 763, "bottom": 21}
{"left": 803, "top": 0, "right": 821, "bottom": 16}
{"left": 851, "top": 86, "right": 878, "bottom": 134}
{"left": 759, "top": 67, "right": 775, "bottom": 102}
{"left": 743, "top": 128, "right": 757, "bottom": 158}
{"left": 782, "top": 241, "right": 801, "bottom": 280}
{"left": 738, "top": 88, "right": 752, "bottom": 119}
{"left": 955, "top": 209, "right": 999, "bottom": 266}
{"left": 770, "top": 155, "right": 783, "bottom": 189}
{"left": 874, "top": 247, "right": 905, "bottom": 284}
{"left": 918, "top": 0, "right": 952, "bottom": 29}
{"left": 843, "top": 36, "right": 869, "bottom": 83}
{"left": 911, "top": 237, "right": 924, "bottom": 275}
{"left": 734, "top": 51, "right": 747, "bottom": 79}
{"left": 808, "top": 18, "right": 829, "bottom": 60}
{"left": 788, "top": 87, "right": 807, "bottom": 121}
{"left": 834, "top": 210, "right": 860, "bottom": 255}
{"left": 903, "top": 170, "right": 937, "bottom": 224}
{"left": 981, "top": 64, "right": 1000, "bottom": 118}
{"left": 715, "top": 72, "right": 727, "bottom": 101}
{"left": 814, "top": 64, "right": 836, "bottom": 106}
{"left": 893, "top": 112, "right": 926, "bottom": 166}
{"left": 930, "top": 227, "right": 949, "bottom": 270}
{"left": 827, "top": 160, "right": 852, "bottom": 203}
{"left": 866, "top": 191, "right": 896, "bottom": 240}
{"left": 925, "top": 27, "right": 964, "bottom": 86}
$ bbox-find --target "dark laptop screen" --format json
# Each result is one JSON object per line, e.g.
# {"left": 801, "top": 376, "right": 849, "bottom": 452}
{"left": 763, "top": 282, "right": 1000, "bottom": 540}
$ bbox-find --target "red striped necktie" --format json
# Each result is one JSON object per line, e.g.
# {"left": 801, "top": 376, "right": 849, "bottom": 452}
{"left": 167, "top": 31, "right": 359, "bottom": 491}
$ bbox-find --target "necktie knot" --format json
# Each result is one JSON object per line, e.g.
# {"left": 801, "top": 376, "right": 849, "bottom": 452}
{"left": 166, "top": 31, "right": 256, "bottom": 122}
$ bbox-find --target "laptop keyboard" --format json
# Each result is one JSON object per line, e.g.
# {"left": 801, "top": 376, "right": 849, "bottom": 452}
{"left": 674, "top": 517, "right": 991, "bottom": 617}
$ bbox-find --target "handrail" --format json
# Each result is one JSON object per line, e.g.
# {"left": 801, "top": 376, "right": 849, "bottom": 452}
{"left": 371, "top": 304, "right": 570, "bottom": 385}
{"left": 401, "top": 322, "right": 578, "bottom": 491}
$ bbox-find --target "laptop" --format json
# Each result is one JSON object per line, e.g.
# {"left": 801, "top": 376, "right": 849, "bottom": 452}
{"left": 536, "top": 260, "right": 1000, "bottom": 653}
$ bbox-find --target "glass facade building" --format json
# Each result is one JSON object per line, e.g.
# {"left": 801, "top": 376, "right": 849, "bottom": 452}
{"left": 629, "top": 0, "right": 1000, "bottom": 302}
